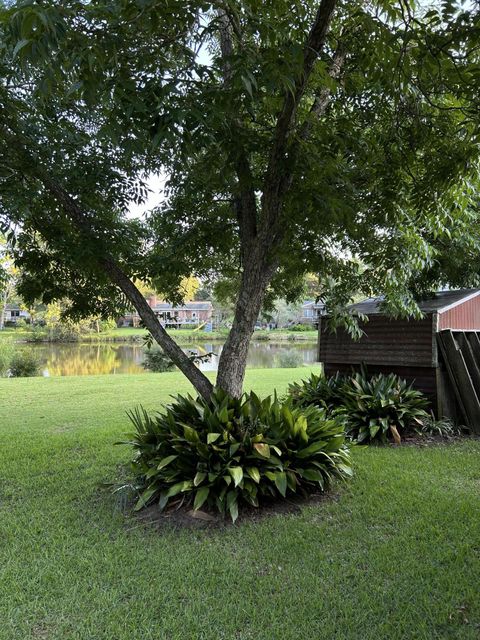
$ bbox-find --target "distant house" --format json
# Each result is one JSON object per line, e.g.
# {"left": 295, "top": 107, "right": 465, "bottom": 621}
{"left": 118, "top": 296, "right": 214, "bottom": 328}
{"left": 2, "top": 304, "right": 30, "bottom": 325}
{"left": 298, "top": 301, "right": 325, "bottom": 327}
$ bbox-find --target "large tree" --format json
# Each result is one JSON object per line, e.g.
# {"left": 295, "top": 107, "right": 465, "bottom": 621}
{"left": 1, "top": 0, "right": 480, "bottom": 398}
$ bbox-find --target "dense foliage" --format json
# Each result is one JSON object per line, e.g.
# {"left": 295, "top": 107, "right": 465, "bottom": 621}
{"left": 337, "top": 372, "right": 429, "bottom": 444}
{"left": 8, "top": 349, "right": 41, "bottom": 377}
{"left": 142, "top": 347, "right": 176, "bottom": 373}
{"left": 290, "top": 370, "right": 429, "bottom": 443}
{"left": 0, "top": 341, "right": 11, "bottom": 375}
{"left": 289, "top": 371, "right": 346, "bottom": 411}
{"left": 120, "top": 389, "right": 352, "bottom": 521}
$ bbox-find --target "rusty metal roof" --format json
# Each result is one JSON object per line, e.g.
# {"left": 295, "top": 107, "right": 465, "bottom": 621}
{"left": 348, "top": 289, "right": 480, "bottom": 316}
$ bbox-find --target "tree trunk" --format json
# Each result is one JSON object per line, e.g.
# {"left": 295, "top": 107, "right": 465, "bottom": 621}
{"left": 0, "top": 284, "right": 10, "bottom": 330}
{"left": 216, "top": 249, "right": 276, "bottom": 397}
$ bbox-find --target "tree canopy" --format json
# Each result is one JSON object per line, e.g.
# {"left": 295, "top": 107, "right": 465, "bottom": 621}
{"left": 1, "top": 0, "right": 480, "bottom": 396}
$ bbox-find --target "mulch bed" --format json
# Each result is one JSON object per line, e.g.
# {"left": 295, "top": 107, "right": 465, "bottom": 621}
{"left": 126, "top": 490, "right": 338, "bottom": 532}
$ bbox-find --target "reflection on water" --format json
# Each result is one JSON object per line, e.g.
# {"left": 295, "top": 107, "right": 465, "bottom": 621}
{"left": 29, "top": 341, "right": 319, "bottom": 377}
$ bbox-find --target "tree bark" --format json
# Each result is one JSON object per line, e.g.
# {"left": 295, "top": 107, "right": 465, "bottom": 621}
{"left": 216, "top": 245, "right": 277, "bottom": 397}
{"left": 0, "top": 287, "right": 8, "bottom": 330}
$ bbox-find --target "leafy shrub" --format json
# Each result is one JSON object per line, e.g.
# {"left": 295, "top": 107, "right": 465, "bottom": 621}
{"left": 418, "top": 414, "right": 462, "bottom": 438}
{"left": 289, "top": 371, "right": 345, "bottom": 411}
{"left": 47, "top": 323, "right": 83, "bottom": 342}
{"left": 27, "top": 326, "right": 48, "bottom": 342}
{"left": 253, "top": 331, "right": 271, "bottom": 341}
{"left": 0, "top": 342, "right": 13, "bottom": 377}
{"left": 337, "top": 372, "right": 429, "bottom": 444}
{"left": 289, "top": 323, "right": 313, "bottom": 332}
{"left": 119, "top": 389, "right": 352, "bottom": 522}
{"left": 9, "top": 349, "right": 42, "bottom": 377}
{"left": 277, "top": 350, "right": 304, "bottom": 368}
{"left": 289, "top": 370, "right": 429, "bottom": 444}
{"left": 142, "top": 347, "right": 176, "bottom": 372}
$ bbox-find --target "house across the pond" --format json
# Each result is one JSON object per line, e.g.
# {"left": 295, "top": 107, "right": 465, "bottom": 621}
{"left": 118, "top": 296, "right": 213, "bottom": 328}
{"left": 2, "top": 304, "right": 30, "bottom": 326}
{"left": 298, "top": 300, "right": 325, "bottom": 327}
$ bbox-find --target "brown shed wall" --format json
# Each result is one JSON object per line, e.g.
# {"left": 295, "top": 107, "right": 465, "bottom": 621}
{"left": 319, "top": 315, "right": 436, "bottom": 368}
{"left": 438, "top": 295, "right": 480, "bottom": 330}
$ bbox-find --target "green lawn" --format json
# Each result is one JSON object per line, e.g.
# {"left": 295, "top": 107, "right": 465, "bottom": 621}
{"left": 1, "top": 369, "right": 479, "bottom": 639}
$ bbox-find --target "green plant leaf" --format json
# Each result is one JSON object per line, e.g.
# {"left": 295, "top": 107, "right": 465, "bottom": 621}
{"left": 253, "top": 443, "right": 270, "bottom": 458}
{"left": 193, "top": 486, "right": 209, "bottom": 510}
{"left": 183, "top": 425, "right": 200, "bottom": 443}
{"left": 194, "top": 471, "right": 207, "bottom": 486}
{"left": 246, "top": 466, "right": 261, "bottom": 483}
{"left": 157, "top": 454, "right": 178, "bottom": 470}
{"left": 228, "top": 466, "right": 244, "bottom": 487}
{"left": 134, "top": 486, "right": 156, "bottom": 511}
{"left": 274, "top": 471, "right": 287, "bottom": 497}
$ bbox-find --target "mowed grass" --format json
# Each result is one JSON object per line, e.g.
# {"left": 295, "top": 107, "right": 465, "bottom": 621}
{"left": 1, "top": 369, "right": 479, "bottom": 640}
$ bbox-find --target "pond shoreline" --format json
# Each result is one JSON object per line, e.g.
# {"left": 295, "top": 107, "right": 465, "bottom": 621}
{"left": 12, "top": 340, "right": 320, "bottom": 377}
{"left": 2, "top": 329, "right": 319, "bottom": 346}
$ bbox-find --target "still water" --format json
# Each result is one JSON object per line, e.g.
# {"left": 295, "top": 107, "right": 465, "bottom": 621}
{"left": 28, "top": 341, "right": 319, "bottom": 377}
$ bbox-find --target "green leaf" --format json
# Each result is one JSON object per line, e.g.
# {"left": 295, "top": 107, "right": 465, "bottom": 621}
{"left": 183, "top": 425, "right": 200, "bottom": 443}
{"left": 229, "top": 442, "right": 241, "bottom": 456}
{"left": 158, "top": 491, "right": 169, "bottom": 511}
{"left": 228, "top": 466, "right": 244, "bottom": 487}
{"left": 253, "top": 443, "right": 270, "bottom": 458}
{"left": 274, "top": 471, "right": 287, "bottom": 497}
{"left": 246, "top": 466, "right": 261, "bottom": 483}
{"left": 157, "top": 454, "right": 177, "bottom": 470}
{"left": 194, "top": 471, "right": 207, "bottom": 486}
{"left": 226, "top": 491, "right": 239, "bottom": 523}
{"left": 134, "top": 486, "right": 156, "bottom": 511}
{"left": 301, "top": 468, "right": 324, "bottom": 482}
{"left": 193, "top": 486, "right": 210, "bottom": 510}
{"left": 12, "top": 39, "right": 30, "bottom": 59}
{"left": 207, "top": 432, "right": 221, "bottom": 444}
{"left": 166, "top": 480, "right": 192, "bottom": 498}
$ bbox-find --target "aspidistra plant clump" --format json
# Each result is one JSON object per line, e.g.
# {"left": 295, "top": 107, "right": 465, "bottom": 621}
{"left": 120, "top": 389, "right": 352, "bottom": 522}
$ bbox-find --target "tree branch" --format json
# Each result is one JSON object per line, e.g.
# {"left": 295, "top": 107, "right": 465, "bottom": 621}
{"left": 298, "top": 44, "right": 345, "bottom": 141}
{"left": 261, "top": 0, "right": 337, "bottom": 238}
{"left": 217, "top": 8, "right": 258, "bottom": 253}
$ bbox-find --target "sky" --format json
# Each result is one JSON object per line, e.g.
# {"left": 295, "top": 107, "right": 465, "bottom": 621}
{"left": 127, "top": 172, "right": 167, "bottom": 219}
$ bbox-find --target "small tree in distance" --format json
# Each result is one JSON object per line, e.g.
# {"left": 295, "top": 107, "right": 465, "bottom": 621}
{"left": 1, "top": 1, "right": 480, "bottom": 398}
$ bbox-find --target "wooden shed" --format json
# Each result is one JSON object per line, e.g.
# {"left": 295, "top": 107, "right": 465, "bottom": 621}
{"left": 318, "top": 289, "right": 480, "bottom": 431}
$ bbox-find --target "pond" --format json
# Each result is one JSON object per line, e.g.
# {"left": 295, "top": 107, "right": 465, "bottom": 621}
{"left": 26, "top": 341, "right": 319, "bottom": 377}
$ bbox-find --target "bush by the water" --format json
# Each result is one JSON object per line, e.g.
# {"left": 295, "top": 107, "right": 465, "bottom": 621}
{"left": 0, "top": 342, "right": 13, "bottom": 376}
{"left": 290, "top": 370, "right": 429, "bottom": 444}
{"left": 142, "top": 347, "right": 176, "bottom": 372}
{"left": 277, "top": 350, "right": 304, "bottom": 368}
{"left": 9, "top": 350, "right": 42, "bottom": 377}
{"left": 289, "top": 323, "right": 313, "bottom": 332}
{"left": 120, "top": 389, "right": 352, "bottom": 522}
